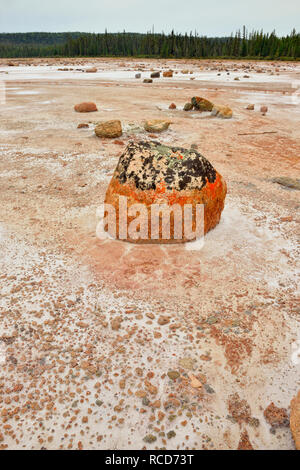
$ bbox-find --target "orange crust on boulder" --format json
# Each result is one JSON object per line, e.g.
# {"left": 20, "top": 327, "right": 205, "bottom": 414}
{"left": 104, "top": 171, "right": 227, "bottom": 244}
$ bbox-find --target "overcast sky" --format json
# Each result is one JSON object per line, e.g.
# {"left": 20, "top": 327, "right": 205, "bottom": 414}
{"left": 0, "top": 0, "right": 299, "bottom": 36}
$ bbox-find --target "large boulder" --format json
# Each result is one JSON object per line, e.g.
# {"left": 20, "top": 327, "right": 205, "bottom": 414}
{"left": 163, "top": 70, "right": 173, "bottom": 77}
{"left": 74, "top": 102, "right": 98, "bottom": 113}
{"left": 144, "top": 120, "right": 171, "bottom": 133}
{"left": 104, "top": 141, "right": 227, "bottom": 243}
{"left": 290, "top": 390, "right": 300, "bottom": 450}
{"left": 95, "top": 120, "right": 122, "bottom": 138}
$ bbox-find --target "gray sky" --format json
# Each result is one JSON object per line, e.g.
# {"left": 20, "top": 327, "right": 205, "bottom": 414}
{"left": 0, "top": 0, "right": 299, "bottom": 36}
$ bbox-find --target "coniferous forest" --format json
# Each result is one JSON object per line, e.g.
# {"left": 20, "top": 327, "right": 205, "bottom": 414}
{"left": 0, "top": 27, "right": 299, "bottom": 59}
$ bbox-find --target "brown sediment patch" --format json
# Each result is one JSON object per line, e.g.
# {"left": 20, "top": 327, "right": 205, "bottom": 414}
{"left": 228, "top": 393, "right": 252, "bottom": 424}
{"left": 237, "top": 430, "right": 254, "bottom": 450}
{"left": 211, "top": 326, "right": 253, "bottom": 374}
{"left": 264, "top": 402, "right": 289, "bottom": 428}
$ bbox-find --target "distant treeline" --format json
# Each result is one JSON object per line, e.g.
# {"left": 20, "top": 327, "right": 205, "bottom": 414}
{"left": 0, "top": 28, "right": 299, "bottom": 59}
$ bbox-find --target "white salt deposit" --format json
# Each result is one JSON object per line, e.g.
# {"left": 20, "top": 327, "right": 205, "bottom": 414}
{"left": 0, "top": 64, "right": 299, "bottom": 89}
{"left": 14, "top": 90, "right": 40, "bottom": 95}
{"left": 185, "top": 202, "right": 298, "bottom": 291}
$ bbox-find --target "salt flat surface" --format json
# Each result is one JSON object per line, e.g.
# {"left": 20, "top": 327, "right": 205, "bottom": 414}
{"left": 14, "top": 90, "right": 40, "bottom": 95}
{"left": 0, "top": 59, "right": 299, "bottom": 450}
{"left": 0, "top": 64, "right": 298, "bottom": 88}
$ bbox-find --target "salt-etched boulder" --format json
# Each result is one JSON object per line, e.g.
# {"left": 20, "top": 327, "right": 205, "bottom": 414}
{"left": 104, "top": 141, "right": 227, "bottom": 243}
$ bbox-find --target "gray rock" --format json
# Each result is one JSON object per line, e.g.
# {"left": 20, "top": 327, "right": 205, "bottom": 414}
{"left": 143, "top": 434, "right": 157, "bottom": 443}
{"left": 204, "top": 384, "right": 215, "bottom": 394}
{"left": 272, "top": 177, "right": 300, "bottom": 190}
{"left": 184, "top": 102, "right": 193, "bottom": 111}
{"left": 167, "top": 370, "right": 180, "bottom": 380}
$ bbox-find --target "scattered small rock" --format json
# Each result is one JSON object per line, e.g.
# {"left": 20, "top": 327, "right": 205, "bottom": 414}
{"left": 157, "top": 315, "right": 170, "bottom": 325}
{"left": 95, "top": 120, "right": 122, "bottom": 138}
{"left": 179, "top": 357, "right": 195, "bottom": 370}
{"left": 144, "top": 119, "right": 171, "bottom": 133}
{"left": 189, "top": 374, "right": 202, "bottom": 388}
{"left": 204, "top": 384, "right": 215, "bottom": 394}
{"left": 74, "top": 102, "right": 98, "bottom": 113}
{"left": 184, "top": 102, "right": 193, "bottom": 111}
{"left": 167, "top": 370, "right": 180, "bottom": 380}
{"left": 111, "top": 317, "right": 122, "bottom": 330}
{"left": 272, "top": 177, "right": 300, "bottom": 190}
{"left": 143, "top": 434, "right": 157, "bottom": 443}
{"left": 191, "top": 96, "right": 214, "bottom": 112}
{"left": 260, "top": 105, "right": 268, "bottom": 113}
{"left": 211, "top": 105, "right": 233, "bottom": 119}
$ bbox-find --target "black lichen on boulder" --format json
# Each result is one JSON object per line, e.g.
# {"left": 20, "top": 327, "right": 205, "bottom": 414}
{"left": 115, "top": 141, "right": 217, "bottom": 192}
